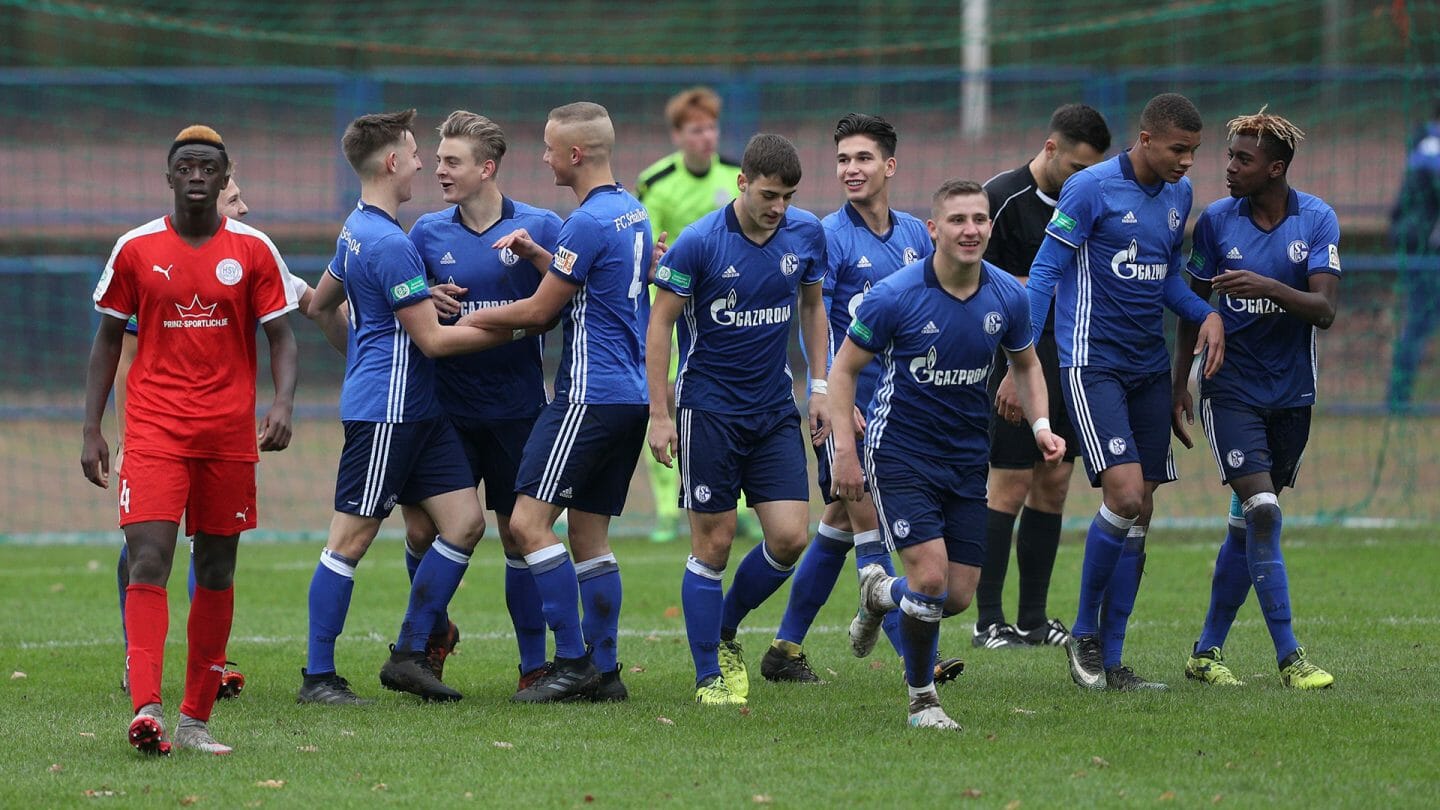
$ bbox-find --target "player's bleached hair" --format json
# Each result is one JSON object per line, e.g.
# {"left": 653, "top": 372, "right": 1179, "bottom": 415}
{"left": 168, "top": 124, "right": 228, "bottom": 169}
{"left": 665, "top": 87, "right": 722, "bottom": 131}
{"left": 834, "top": 113, "right": 898, "bottom": 158}
{"left": 931, "top": 178, "right": 987, "bottom": 217}
{"left": 741, "top": 133, "right": 802, "bottom": 186}
{"left": 1141, "top": 93, "right": 1203, "bottom": 136}
{"left": 439, "top": 110, "right": 507, "bottom": 166}
{"left": 549, "top": 102, "right": 614, "bottom": 160}
{"left": 1227, "top": 105, "right": 1304, "bottom": 167}
{"left": 342, "top": 108, "right": 417, "bottom": 175}
{"left": 1050, "top": 103, "right": 1111, "bottom": 153}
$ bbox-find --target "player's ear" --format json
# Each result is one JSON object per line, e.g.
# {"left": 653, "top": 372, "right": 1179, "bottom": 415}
{"left": 884, "top": 156, "right": 897, "bottom": 178}
{"left": 736, "top": 172, "right": 747, "bottom": 193}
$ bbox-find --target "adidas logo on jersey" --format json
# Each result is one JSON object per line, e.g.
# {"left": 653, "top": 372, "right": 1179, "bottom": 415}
{"left": 921, "top": 321, "right": 940, "bottom": 334}
{"left": 1121, "top": 211, "right": 1138, "bottom": 224}
{"left": 440, "top": 252, "right": 457, "bottom": 265}
{"left": 857, "top": 256, "right": 872, "bottom": 268}
{"left": 559, "top": 487, "right": 574, "bottom": 499}
{"left": 1227, "top": 247, "right": 1244, "bottom": 259}
{"left": 722, "top": 265, "right": 740, "bottom": 278}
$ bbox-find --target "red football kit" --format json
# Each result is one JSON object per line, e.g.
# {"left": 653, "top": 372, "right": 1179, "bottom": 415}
{"left": 94, "top": 215, "right": 296, "bottom": 533}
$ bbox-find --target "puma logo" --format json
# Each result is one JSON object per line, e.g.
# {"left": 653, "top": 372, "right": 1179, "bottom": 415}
{"left": 152, "top": 264, "right": 173, "bottom": 281}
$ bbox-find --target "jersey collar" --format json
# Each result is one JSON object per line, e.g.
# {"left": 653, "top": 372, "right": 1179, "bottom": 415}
{"left": 357, "top": 199, "right": 401, "bottom": 227}
{"left": 1237, "top": 187, "right": 1300, "bottom": 233}
{"left": 923, "top": 255, "right": 992, "bottom": 303}
{"left": 725, "top": 201, "right": 784, "bottom": 248}
{"left": 581, "top": 183, "right": 622, "bottom": 205}
{"left": 450, "top": 196, "right": 516, "bottom": 237}
{"left": 1118, "top": 151, "right": 1164, "bottom": 198}
{"left": 843, "top": 201, "right": 896, "bottom": 241}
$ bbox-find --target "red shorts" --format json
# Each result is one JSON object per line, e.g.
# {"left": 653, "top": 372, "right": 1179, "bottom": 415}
{"left": 117, "top": 450, "right": 257, "bottom": 536}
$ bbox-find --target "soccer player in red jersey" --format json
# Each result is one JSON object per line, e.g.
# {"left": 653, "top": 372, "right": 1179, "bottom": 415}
{"left": 82, "top": 125, "right": 299, "bottom": 756}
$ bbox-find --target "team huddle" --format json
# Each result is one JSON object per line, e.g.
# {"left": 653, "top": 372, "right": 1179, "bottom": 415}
{"left": 81, "top": 88, "right": 1338, "bottom": 755}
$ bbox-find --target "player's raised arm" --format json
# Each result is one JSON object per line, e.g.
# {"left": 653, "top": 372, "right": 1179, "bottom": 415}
{"left": 827, "top": 337, "right": 874, "bottom": 502}
{"left": 81, "top": 315, "right": 128, "bottom": 487}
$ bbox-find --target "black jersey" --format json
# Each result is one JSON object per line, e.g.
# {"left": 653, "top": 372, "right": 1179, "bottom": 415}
{"left": 984, "top": 164, "right": 1057, "bottom": 333}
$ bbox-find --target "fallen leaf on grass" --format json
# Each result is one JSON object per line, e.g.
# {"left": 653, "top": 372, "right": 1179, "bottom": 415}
{"left": 372, "top": 783, "right": 387, "bottom": 792}
{"left": 1012, "top": 707, "right": 1035, "bottom": 715}
{"left": 492, "top": 741, "right": 514, "bottom": 749}
{"left": 50, "top": 582, "right": 65, "bottom": 592}
{"left": 87, "top": 559, "right": 101, "bottom": 571}
{"left": 463, "top": 792, "right": 474, "bottom": 799}
{"left": 11, "top": 671, "right": 26, "bottom": 680}
{"left": 180, "top": 797, "right": 199, "bottom": 806}
{"left": 629, "top": 665, "right": 645, "bottom": 673}
{"left": 584, "top": 796, "right": 595, "bottom": 803}
{"left": 340, "top": 730, "right": 355, "bottom": 737}
{"left": 1005, "top": 802, "right": 1022, "bottom": 810}
{"left": 985, "top": 734, "right": 998, "bottom": 742}
{"left": 83, "top": 788, "right": 119, "bottom": 798}
{"left": 869, "top": 661, "right": 886, "bottom": 670}
{"left": 752, "top": 795, "right": 773, "bottom": 804}
{"left": 79, "top": 732, "right": 95, "bottom": 738}
{"left": 962, "top": 788, "right": 984, "bottom": 798}
{"left": 1212, "top": 795, "right": 1224, "bottom": 804}
{"left": 645, "top": 634, "right": 661, "bottom": 642}
{"left": 48, "top": 764, "right": 62, "bottom": 773}
{"left": 297, "top": 745, "right": 318, "bottom": 753}
{"left": 825, "top": 668, "right": 838, "bottom": 677}
{"left": 738, "top": 707, "right": 751, "bottom": 716}
{"left": 663, "top": 606, "right": 681, "bottom": 619}
{"left": 657, "top": 716, "right": 675, "bottom": 726}
{"left": 1159, "top": 790, "right": 1176, "bottom": 801}
{"left": 255, "top": 780, "right": 286, "bottom": 789}
{"left": 1091, "top": 756, "right": 1110, "bottom": 768}
{"left": 1071, "top": 770, "right": 1088, "bottom": 779}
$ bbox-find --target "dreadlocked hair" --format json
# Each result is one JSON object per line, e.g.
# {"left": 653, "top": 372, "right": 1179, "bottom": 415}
{"left": 1227, "top": 105, "right": 1304, "bottom": 166}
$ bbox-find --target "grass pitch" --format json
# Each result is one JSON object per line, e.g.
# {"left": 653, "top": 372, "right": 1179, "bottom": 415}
{"left": 1, "top": 528, "right": 1436, "bottom": 807}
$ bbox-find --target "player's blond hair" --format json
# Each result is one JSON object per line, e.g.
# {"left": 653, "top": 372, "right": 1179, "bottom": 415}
{"left": 438, "top": 110, "right": 507, "bottom": 166}
{"left": 1227, "top": 105, "right": 1305, "bottom": 165}
{"left": 548, "top": 102, "right": 614, "bottom": 161}
{"left": 168, "top": 124, "right": 228, "bottom": 168}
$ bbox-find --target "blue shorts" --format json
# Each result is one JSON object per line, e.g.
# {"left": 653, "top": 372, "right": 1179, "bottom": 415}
{"left": 1200, "top": 399, "right": 1311, "bottom": 490}
{"left": 334, "top": 418, "right": 473, "bottom": 519}
{"left": 449, "top": 414, "right": 537, "bottom": 516}
{"left": 515, "top": 401, "right": 647, "bottom": 516}
{"left": 1062, "top": 367, "right": 1177, "bottom": 488}
{"left": 678, "top": 406, "right": 810, "bottom": 513}
{"left": 866, "top": 450, "right": 987, "bottom": 566}
{"left": 812, "top": 431, "right": 869, "bottom": 505}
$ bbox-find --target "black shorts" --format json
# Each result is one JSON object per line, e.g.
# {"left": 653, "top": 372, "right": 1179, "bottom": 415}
{"left": 988, "top": 330, "right": 1080, "bottom": 469}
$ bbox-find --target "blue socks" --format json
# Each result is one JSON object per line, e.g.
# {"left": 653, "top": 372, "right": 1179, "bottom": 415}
{"left": 505, "top": 553, "right": 548, "bottom": 675}
{"left": 776, "top": 524, "right": 852, "bottom": 645}
{"left": 306, "top": 548, "right": 358, "bottom": 675}
{"left": 898, "top": 589, "right": 946, "bottom": 688}
{"left": 576, "top": 554, "right": 623, "bottom": 673}
{"left": 1101, "top": 526, "right": 1146, "bottom": 669}
{"left": 404, "top": 538, "right": 452, "bottom": 638}
{"left": 526, "top": 544, "right": 586, "bottom": 661}
{"left": 1197, "top": 494, "right": 1251, "bottom": 652}
{"left": 395, "top": 536, "right": 470, "bottom": 653}
{"left": 682, "top": 555, "right": 725, "bottom": 684}
{"left": 720, "top": 542, "right": 795, "bottom": 637}
{"left": 1244, "top": 493, "right": 1298, "bottom": 665}
{"left": 1073, "top": 504, "right": 1135, "bottom": 637}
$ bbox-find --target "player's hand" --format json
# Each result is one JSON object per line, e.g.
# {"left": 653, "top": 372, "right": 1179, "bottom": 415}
{"left": 651, "top": 230, "right": 669, "bottom": 277}
{"left": 851, "top": 405, "right": 866, "bottom": 437}
{"left": 1035, "top": 428, "right": 1066, "bottom": 466}
{"left": 808, "top": 392, "right": 831, "bottom": 446}
{"left": 493, "top": 228, "right": 542, "bottom": 264}
{"left": 430, "top": 282, "right": 466, "bottom": 318}
{"left": 81, "top": 429, "right": 110, "bottom": 488}
{"left": 1210, "top": 269, "right": 1273, "bottom": 300}
{"left": 648, "top": 414, "right": 678, "bottom": 467}
{"left": 1171, "top": 384, "right": 1195, "bottom": 449}
{"left": 994, "top": 369, "right": 1023, "bottom": 424}
{"left": 1196, "top": 311, "right": 1226, "bottom": 379}
{"left": 831, "top": 447, "right": 865, "bottom": 501}
{"left": 257, "top": 403, "right": 293, "bottom": 452}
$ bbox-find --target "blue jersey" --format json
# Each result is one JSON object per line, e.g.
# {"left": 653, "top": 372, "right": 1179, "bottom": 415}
{"left": 549, "top": 184, "right": 652, "bottom": 405}
{"left": 328, "top": 201, "right": 440, "bottom": 423}
{"left": 849, "top": 258, "right": 1032, "bottom": 465}
{"left": 822, "top": 203, "right": 933, "bottom": 406}
{"left": 655, "top": 204, "right": 827, "bottom": 414}
{"left": 409, "top": 198, "right": 561, "bottom": 420}
{"left": 1187, "top": 189, "right": 1341, "bottom": 408}
{"left": 1032, "top": 151, "right": 1209, "bottom": 372}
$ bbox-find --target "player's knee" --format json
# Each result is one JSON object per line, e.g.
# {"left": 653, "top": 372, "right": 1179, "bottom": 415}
{"left": 986, "top": 470, "right": 1029, "bottom": 513}
{"left": 1106, "top": 491, "right": 1144, "bottom": 521}
{"left": 1028, "top": 474, "right": 1072, "bottom": 513}
{"left": 449, "top": 515, "right": 486, "bottom": 551}
{"left": 766, "top": 529, "right": 809, "bottom": 565}
{"left": 1247, "top": 501, "right": 1281, "bottom": 538}
{"left": 944, "top": 590, "right": 973, "bottom": 614}
{"left": 906, "top": 567, "right": 947, "bottom": 598}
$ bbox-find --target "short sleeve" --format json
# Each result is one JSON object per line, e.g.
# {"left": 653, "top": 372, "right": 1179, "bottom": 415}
{"left": 847, "top": 283, "right": 897, "bottom": 353}
{"left": 801, "top": 223, "right": 827, "bottom": 286}
{"left": 1308, "top": 207, "right": 1342, "bottom": 277}
{"left": 374, "top": 235, "right": 431, "bottom": 311}
{"left": 93, "top": 239, "right": 137, "bottom": 320}
{"left": 1186, "top": 211, "right": 1220, "bottom": 282}
{"left": 249, "top": 233, "right": 297, "bottom": 323}
{"left": 1000, "top": 279, "right": 1034, "bottom": 353}
{"left": 1046, "top": 170, "right": 1100, "bottom": 247}
{"left": 652, "top": 227, "right": 703, "bottom": 298}
{"left": 550, "top": 214, "right": 600, "bottom": 286}
{"left": 326, "top": 238, "right": 348, "bottom": 283}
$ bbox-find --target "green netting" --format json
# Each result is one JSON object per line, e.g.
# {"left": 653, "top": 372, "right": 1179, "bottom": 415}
{"left": 2, "top": 0, "right": 1438, "bottom": 540}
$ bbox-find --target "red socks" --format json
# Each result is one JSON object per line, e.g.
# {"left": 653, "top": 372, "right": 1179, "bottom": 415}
{"left": 123, "top": 583, "right": 169, "bottom": 713}
{"left": 179, "top": 586, "right": 234, "bottom": 722}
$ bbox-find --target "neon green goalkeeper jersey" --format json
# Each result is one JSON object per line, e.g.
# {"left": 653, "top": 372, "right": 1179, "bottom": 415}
{"left": 636, "top": 151, "right": 742, "bottom": 240}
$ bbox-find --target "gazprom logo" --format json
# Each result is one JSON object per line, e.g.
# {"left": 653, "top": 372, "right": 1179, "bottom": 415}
{"left": 1111, "top": 239, "right": 1167, "bottom": 281}
{"left": 909, "top": 346, "right": 990, "bottom": 386}
{"left": 847, "top": 280, "right": 872, "bottom": 318}
{"left": 709, "top": 288, "right": 791, "bottom": 327}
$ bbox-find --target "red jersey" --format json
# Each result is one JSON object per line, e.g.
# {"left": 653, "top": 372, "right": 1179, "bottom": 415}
{"left": 93, "top": 216, "right": 297, "bottom": 461}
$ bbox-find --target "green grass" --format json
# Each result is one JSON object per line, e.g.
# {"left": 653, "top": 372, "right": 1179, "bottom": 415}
{"left": 1, "top": 529, "right": 1437, "bottom": 808}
